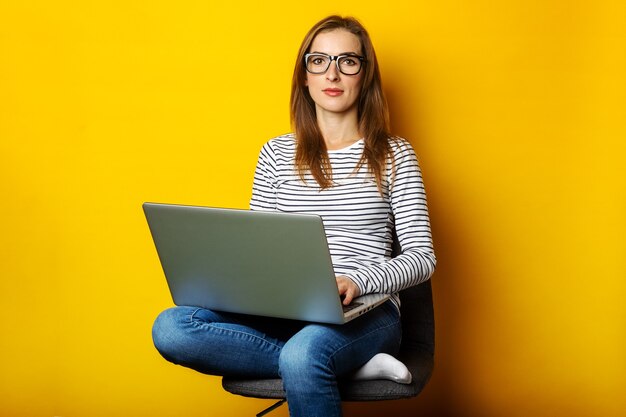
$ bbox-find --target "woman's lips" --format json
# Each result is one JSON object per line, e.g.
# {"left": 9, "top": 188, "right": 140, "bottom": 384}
{"left": 323, "top": 88, "right": 344, "bottom": 97}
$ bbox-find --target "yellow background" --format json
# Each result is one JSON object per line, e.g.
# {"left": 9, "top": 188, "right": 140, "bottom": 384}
{"left": 1, "top": 1, "right": 624, "bottom": 416}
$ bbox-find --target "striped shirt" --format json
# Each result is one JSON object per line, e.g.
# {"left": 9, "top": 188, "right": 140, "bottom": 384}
{"left": 250, "top": 133, "right": 436, "bottom": 312}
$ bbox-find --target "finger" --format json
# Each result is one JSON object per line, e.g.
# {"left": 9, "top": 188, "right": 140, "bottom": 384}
{"left": 336, "top": 277, "right": 348, "bottom": 293}
{"left": 343, "top": 288, "right": 354, "bottom": 305}
{"left": 337, "top": 284, "right": 349, "bottom": 304}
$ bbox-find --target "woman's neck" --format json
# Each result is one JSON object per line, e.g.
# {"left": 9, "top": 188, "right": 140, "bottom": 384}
{"left": 316, "top": 109, "right": 361, "bottom": 150}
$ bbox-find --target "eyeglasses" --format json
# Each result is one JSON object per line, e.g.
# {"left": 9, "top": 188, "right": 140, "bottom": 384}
{"left": 304, "top": 53, "right": 366, "bottom": 75}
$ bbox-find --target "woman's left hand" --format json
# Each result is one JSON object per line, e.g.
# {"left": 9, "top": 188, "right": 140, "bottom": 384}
{"left": 336, "top": 276, "right": 361, "bottom": 305}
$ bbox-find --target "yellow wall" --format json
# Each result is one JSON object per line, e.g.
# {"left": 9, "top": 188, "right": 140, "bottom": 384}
{"left": 1, "top": 1, "right": 624, "bottom": 416}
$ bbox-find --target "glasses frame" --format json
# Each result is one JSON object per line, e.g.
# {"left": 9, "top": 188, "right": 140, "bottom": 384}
{"left": 304, "top": 53, "right": 366, "bottom": 76}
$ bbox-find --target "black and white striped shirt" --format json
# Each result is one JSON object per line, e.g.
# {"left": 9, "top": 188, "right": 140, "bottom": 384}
{"left": 250, "top": 133, "right": 436, "bottom": 311}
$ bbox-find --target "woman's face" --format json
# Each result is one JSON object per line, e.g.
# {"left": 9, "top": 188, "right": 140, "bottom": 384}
{"left": 305, "top": 29, "right": 364, "bottom": 117}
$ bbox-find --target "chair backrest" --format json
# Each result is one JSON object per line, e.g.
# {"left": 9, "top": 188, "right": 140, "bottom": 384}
{"left": 392, "top": 232, "right": 435, "bottom": 357}
{"left": 399, "top": 280, "right": 435, "bottom": 356}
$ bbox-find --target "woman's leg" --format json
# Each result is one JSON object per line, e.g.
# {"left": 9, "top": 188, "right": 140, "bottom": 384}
{"left": 278, "top": 301, "right": 402, "bottom": 417}
{"left": 152, "top": 306, "right": 303, "bottom": 378}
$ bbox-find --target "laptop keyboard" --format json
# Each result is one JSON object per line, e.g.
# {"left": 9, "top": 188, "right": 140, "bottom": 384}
{"left": 342, "top": 301, "right": 364, "bottom": 313}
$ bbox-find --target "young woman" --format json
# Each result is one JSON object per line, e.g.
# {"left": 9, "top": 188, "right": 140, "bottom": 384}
{"left": 152, "top": 15, "right": 436, "bottom": 417}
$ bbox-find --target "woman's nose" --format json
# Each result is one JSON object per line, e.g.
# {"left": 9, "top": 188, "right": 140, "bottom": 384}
{"left": 326, "top": 61, "right": 340, "bottom": 81}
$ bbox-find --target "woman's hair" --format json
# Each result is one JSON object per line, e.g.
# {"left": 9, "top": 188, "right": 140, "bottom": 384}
{"left": 290, "top": 15, "right": 392, "bottom": 192}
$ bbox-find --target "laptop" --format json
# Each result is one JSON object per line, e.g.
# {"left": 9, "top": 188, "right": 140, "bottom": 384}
{"left": 143, "top": 202, "right": 390, "bottom": 324}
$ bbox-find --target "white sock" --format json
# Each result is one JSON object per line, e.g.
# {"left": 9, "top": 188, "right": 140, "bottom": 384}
{"left": 351, "top": 353, "right": 412, "bottom": 384}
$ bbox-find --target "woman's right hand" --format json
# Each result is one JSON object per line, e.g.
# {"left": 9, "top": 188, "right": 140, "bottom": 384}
{"left": 336, "top": 275, "right": 361, "bottom": 305}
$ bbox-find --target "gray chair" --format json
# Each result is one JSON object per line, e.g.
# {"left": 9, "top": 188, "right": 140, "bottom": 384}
{"left": 222, "top": 278, "right": 435, "bottom": 416}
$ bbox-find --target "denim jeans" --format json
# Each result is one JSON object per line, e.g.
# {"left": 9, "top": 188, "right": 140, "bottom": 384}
{"left": 152, "top": 300, "right": 401, "bottom": 417}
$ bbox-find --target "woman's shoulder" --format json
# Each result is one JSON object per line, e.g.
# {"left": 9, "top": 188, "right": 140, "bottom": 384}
{"left": 387, "top": 136, "right": 417, "bottom": 159}
{"left": 266, "top": 132, "right": 296, "bottom": 146}
{"left": 261, "top": 133, "right": 296, "bottom": 154}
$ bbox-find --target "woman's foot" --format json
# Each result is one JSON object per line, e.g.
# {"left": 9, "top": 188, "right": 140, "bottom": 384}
{"left": 351, "top": 353, "right": 412, "bottom": 384}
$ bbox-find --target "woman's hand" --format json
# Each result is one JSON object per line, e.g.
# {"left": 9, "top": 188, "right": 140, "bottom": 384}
{"left": 336, "top": 276, "right": 361, "bottom": 305}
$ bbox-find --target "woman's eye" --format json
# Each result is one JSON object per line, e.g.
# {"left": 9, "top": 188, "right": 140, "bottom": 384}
{"left": 341, "top": 58, "right": 356, "bottom": 66}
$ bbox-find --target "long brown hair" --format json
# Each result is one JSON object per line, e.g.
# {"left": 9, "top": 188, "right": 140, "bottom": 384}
{"left": 290, "top": 15, "right": 392, "bottom": 192}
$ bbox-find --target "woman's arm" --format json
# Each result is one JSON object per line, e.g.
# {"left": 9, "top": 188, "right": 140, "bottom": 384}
{"left": 250, "top": 141, "right": 278, "bottom": 211}
{"left": 345, "top": 139, "right": 436, "bottom": 295}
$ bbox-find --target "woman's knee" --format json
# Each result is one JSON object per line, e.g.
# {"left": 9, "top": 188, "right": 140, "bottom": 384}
{"left": 151, "top": 307, "right": 193, "bottom": 360}
{"left": 278, "top": 329, "right": 333, "bottom": 381}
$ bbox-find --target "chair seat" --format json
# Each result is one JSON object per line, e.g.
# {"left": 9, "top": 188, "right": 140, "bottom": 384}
{"left": 222, "top": 350, "right": 434, "bottom": 402}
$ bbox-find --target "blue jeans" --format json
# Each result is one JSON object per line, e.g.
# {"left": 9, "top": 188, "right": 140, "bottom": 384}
{"left": 152, "top": 301, "right": 401, "bottom": 417}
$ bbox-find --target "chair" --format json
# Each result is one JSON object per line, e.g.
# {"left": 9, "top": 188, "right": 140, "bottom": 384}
{"left": 222, "top": 278, "right": 435, "bottom": 416}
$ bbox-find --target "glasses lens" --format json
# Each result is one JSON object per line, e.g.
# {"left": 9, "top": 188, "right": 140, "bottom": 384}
{"left": 338, "top": 56, "right": 362, "bottom": 75}
{"left": 306, "top": 54, "right": 330, "bottom": 74}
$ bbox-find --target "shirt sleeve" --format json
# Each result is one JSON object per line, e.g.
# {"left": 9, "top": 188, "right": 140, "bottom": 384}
{"left": 345, "top": 139, "right": 436, "bottom": 294}
{"left": 249, "top": 141, "right": 278, "bottom": 211}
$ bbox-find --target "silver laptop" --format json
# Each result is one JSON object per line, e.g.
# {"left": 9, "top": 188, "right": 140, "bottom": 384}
{"left": 143, "top": 203, "right": 390, "bottom": 324}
